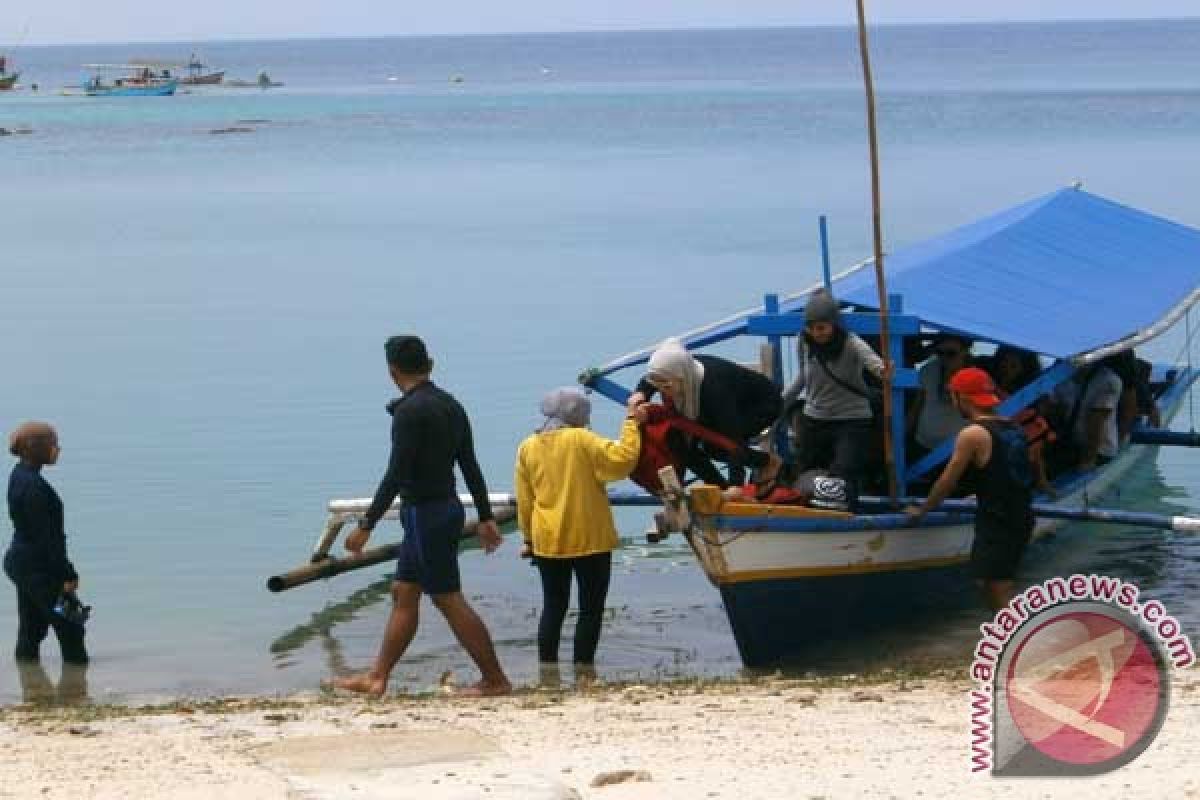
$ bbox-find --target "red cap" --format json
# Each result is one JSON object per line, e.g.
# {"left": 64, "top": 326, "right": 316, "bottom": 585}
{"left": 947, "top": 367, "right": 1001, "bottom": 408}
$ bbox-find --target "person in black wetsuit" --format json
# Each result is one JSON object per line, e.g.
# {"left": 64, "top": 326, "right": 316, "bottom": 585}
{"left": 906, "top": 367, "right": 1034, "bottom": 610}
{"left": 628, "top": 337, "right": 782, "bottom": 489}
{"left": 332, "top": 335, "right": 511, "bottom": 698}
{"left": 4, "top": 421, "right": 88, "bottom": 665}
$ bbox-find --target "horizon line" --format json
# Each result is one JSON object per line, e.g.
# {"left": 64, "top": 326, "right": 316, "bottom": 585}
{"left": 10, "top": 15, "right": 1200, "bottom": 50}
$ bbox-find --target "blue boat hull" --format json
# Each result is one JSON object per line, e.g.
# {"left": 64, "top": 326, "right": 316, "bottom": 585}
{"left": 719, "top": 563, "right": 973, "bottom": 667}
{"left": 85, "top": 81, "right": 177, "bottom": 97}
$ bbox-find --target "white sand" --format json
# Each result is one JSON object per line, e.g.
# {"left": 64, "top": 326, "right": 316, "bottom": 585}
{"left": 1, "top": 670, "right": 1197, "bottom": 800}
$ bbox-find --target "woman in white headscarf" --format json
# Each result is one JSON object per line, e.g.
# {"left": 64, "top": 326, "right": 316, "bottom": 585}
{"left": 629, "top": 338, "right": 783, "bottom": 489}
{"left": 515, "top": 387, "right": 645, "bottom": 666}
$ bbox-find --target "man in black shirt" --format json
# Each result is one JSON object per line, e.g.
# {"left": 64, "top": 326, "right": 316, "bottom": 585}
{"left": 333, "top": 336, "right": 511, "bottom": 697}
{"left": 906, "top": 367, "right": 1034, "bottom": 611}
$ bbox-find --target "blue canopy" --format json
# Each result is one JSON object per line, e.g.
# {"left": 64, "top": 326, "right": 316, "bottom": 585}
{"left": 594, "top": 187, "right": 1200, "bottom": 375}
{"left": 834, "top": 186, "right": 1200, "bottom": 358}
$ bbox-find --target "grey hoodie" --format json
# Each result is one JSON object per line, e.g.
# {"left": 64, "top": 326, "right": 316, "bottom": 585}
{"left": 783, "top": 332, "right": 884, "bottom": 421}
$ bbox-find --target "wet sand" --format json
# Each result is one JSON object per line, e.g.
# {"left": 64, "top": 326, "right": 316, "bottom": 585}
{"left": 1, "top": 668, "right": 1197, "bottom": 799}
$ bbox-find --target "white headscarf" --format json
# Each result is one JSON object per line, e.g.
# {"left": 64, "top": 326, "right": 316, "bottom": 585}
{"left": 539, "top": 386, "right": 592, "bottom": 432}
{"left": 646, "top": 337, "right": 705, "bottom": 420}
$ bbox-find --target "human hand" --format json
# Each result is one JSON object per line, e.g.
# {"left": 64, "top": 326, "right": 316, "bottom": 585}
{"left": 344, "top": 525, "right": 371, "bottom": 555}
{"left": 477, "top": 519, "right": 502, "bottom": 554}
{"left": 630, "top": 402, "right": 649, "bottom": 425}
{"left": 519, "top": 542, "right": 533, "bottom": 559}
{"left": 882, "top": 361, "right": 895, "bottom": 381}
{"left": 627, "top": 392, "right": 646, "bottom": 414}
{"left": 63, "top": 580, "right": 79, "bottom": 594}
{"left": 904, "top": 505, "right": 925, "bottom": 525}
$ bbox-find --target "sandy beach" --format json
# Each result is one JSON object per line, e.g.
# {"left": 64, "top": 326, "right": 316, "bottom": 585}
{"left": 1, "top": 668, "right": 1196, "bottom": 800}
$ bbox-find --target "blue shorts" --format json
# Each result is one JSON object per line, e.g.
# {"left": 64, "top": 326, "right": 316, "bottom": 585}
{"left": 394, "top": 497, "right": 466, "bottom": 595}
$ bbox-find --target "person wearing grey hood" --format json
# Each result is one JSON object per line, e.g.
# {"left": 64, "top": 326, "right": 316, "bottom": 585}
{"left": 783, "top": 289, "right": 890, "bottom": 509}
{"left": 515, "top": 388, "right": 645, "bottom": 666}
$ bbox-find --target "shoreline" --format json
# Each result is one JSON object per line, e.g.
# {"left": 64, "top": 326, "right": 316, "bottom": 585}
{"left": 2, "top": 668, "right": 1196, "bottom": 799}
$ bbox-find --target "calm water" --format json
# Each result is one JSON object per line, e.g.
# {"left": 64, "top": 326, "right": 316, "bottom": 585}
{"left": 1, "top": 21, "right": 1199, "bottom": 703}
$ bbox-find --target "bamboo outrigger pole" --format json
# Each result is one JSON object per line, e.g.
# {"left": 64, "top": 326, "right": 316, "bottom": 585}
{"left": 854, "top": 0, "right": 898, "bottom": 503}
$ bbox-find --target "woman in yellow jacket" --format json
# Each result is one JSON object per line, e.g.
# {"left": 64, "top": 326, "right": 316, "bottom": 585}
{"left": 515, "top": 387, "right": 643, "bottom": 665}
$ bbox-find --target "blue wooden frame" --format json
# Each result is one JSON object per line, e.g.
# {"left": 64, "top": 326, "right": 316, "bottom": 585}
{"left": 579, "top": 220, "right": 1087, "bottom": 499}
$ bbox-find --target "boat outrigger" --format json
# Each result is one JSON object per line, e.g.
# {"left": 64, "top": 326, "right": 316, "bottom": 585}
{"left": 82, "top": 64, "right": 177, "bottom": 96}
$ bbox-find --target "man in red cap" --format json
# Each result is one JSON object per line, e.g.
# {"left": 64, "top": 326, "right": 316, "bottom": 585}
{"left": 906, "top": 367, "right": 1035, "bottom": 610}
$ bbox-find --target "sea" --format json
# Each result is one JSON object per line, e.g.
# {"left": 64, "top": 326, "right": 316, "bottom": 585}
{"left": 1, "top": 20, "right": 1198, "bottom": 703}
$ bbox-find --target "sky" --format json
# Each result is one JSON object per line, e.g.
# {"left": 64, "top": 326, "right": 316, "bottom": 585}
{"left": 8, "top": 1, "right": 1200, "bottom": 46}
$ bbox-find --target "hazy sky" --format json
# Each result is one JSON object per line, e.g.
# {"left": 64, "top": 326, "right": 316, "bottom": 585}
{"left": 9, "top": 1, "right": 1199, "bottom": 46}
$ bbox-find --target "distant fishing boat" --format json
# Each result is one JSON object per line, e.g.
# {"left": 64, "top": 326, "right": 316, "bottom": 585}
{"left": 82, "top": 64, "right": 177, "bottom": 97}
{"left": 180, "top": 54, "right": 224, "bottom": 85}
{"left": 225, "top": 71, "right": 282, "bottom": 89}
{"left": 0, "top": 54, "right": 18, "bottom": 90}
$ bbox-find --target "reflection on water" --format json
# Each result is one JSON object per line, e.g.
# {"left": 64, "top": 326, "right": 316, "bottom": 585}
{"left": 15, "top": 660, "right": 89, "bottom": 707}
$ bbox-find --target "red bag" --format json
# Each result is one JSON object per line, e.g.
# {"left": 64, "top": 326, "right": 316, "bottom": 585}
{"left": 630, "top": 404, "right": 743, "bottom": 493}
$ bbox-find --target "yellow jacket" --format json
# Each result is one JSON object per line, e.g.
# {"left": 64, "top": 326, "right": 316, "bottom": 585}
{"left": 515, "top": 419, "right": 641, "bottom": 558}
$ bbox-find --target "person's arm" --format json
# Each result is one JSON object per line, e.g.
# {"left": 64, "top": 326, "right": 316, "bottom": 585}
{"left": 27, "top": 484, "right": 78, "bottom": 585}
{"left": 456, "top": 412, "right": 493, "bottom": 523}
{"left": 588, "top": 418, "right": 643, "bottom": 483}
{"left": 850, "top": 334, "right": 886, "bottom": 378}
{"left": 782, "top": 343, "right": 808, "bottom": 406}
{"left": 1117, "top": 386, "right": 1138, "bottom": 443}
{"left": 1079, "top": 375, "right": 1120, "bottom": 468}
{"left": 907, "top": 425, "right": 987, "bottom": 520}
{"left": 345, "top": 410, "right": 419, "bottom": 554}
{"left": 1080, "top": 408, "right": 1111, "bottom": 468}
{"left": 361, "top": 411, "right": 419, "bottom": 531}
{"left": 685, "top": 445, "right": 729, "bottom": 488}
{"left": 514, "top": 442, "right": 534, "bottom": 555}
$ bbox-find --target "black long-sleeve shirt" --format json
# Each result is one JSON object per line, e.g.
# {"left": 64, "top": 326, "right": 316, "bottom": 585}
{"left": 362, "top": 381, "right": 493, "bottom": 529}
{"left": 6, "top": 463, "right": 78, "bottom": 583}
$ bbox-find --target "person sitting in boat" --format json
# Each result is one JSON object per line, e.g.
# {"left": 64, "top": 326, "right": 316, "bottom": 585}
{"left": 783, "top": 289, "right": 889, "bottom": 509}
{"left": 515, "top": 387, "right": 645, "bottom": 670}
{"left": 1048, "top": 358, "right": 1124, "bottom": 473}
{"left": 906, "top": 368, "right": 1034, "bottom": 611}
{"left": 984, "top": 346, "right": 1055, "bottom": 496}
{"left": 628, "top": 338, "right": 782, "bottom": 490}
{"left": 1101, "top": 350, "right": 1162, "bottom": 442}
{"left": 906, "top": 334, "right": 973, "bottom": 463}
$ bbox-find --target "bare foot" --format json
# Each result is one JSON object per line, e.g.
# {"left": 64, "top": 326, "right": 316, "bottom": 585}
{"left": 327, "top": 673, "right": 387, "bottom": 696}
{"left": 455, "top": 679, "right": 513, "bottom": 698}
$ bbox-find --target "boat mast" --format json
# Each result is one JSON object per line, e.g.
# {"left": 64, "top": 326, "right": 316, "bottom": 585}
{"left": 854, "top": 0, "right": 898, "bottom": 502}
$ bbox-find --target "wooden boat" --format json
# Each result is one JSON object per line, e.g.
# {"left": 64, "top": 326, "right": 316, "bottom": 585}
{"left": 0, "top": 54, "right": 17, "bottom": 90}
{"left": 580, "top": 186, "right": 1200, "bottom": 667}
{"left": 180, "top": 55, "right": 224, "bottom": 85}
{"left": 82, "top": 64, "right": 177, "bottom": 97}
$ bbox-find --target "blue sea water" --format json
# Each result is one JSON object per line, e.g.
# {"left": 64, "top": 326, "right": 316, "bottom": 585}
{"left": 1, "top": 21, "right": 1198, "bottom": 703}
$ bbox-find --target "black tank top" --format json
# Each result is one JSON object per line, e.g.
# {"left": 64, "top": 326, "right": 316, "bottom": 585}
{"left": 965, "top": 419, "right": 1033, "bottom": 527}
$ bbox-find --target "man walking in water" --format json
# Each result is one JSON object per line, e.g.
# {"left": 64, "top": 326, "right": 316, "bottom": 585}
{"left": 906, "top": 367, "right": 1035, "bottom": 610}
{"left": 334, "top": 335, "right": 512, "bottom": 697}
